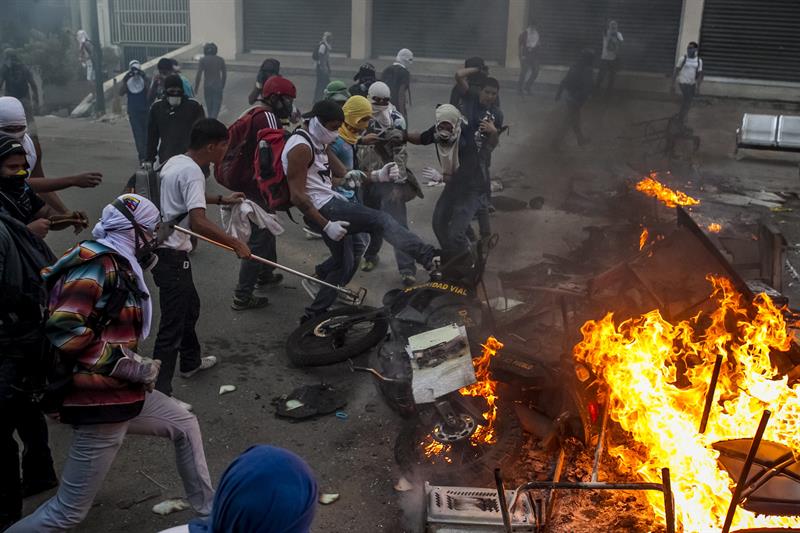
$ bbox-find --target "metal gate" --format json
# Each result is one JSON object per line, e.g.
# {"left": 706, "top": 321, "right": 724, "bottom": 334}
{"left": 110, "top": 0, "right": 190, "bottom": 46}
{"left": 243, "top": 0, "right": 352, "bottom": 53}
{"left": 109, "top": 0, "right": 190, "bottom": 64}
{"left": 700, "top": 0, "right": 800, "bottom": 83}
{"left": 531, "top": 0, "right": 682, "bottom": 73}
{"left": 372, "top": 0, "right": 510, "bottom": 63}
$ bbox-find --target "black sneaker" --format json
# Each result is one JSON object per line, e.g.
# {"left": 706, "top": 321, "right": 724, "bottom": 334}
{"left": 231, "top": 295, "right": 269, "bottom": 311}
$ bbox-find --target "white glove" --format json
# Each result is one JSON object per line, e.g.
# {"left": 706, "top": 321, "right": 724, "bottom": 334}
{"left": 422, "top": 166, "right": 443, "bottom": 184}
{"left": 323, "top": 220, "right": 350, "bottom": 241}
{"left": 343, "top": 170, "right": 367, "bottom": 190}
{"left": 371, "top": 162, "right": 401, "bottom": 183}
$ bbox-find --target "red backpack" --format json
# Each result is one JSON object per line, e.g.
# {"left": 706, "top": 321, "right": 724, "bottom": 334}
{"left": 254, "top": 128, "right": 312, "bottom": 211}
{"left": 215, "top": 107, "right": 272, "bottom": 197}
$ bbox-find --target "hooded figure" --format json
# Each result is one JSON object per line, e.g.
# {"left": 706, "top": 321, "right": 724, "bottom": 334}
{"left": 381, "top": 49, "right": 413, "bottom": 121}
{"left": 0, "top": 96, "right": 36, "bottom": 170}
{"left": 338, "top": 95, "right": 372, "bottom": 145}
{"left": 186, "top": 445, "right": 318, "bottom": 533}
{"left": 434, "top": 104, "right": 464, "bottom": 177}
{"left": 395, "top": 48, "right": 414, "bottom": 69}
{"left": 349, "top": 62, "right": 376, "bottom": 97}
{"left": 367, "top": 81, "right": 393, "bottom": 128}
{"left": 90, "top": 194, "right": 160, "bottom": 338}
{"left": 146, "top": 75, "right": 205, "bottom": 164}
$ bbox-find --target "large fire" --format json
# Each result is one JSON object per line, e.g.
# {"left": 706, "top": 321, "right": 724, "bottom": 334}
{"left": 422, "top": 337, "right": 502, "bottom": 460}
{"left": 636, "top": 172, "right": 700, "bottom": 208}
{"left": 574, "top": 276, "right": 800, "bottom": 531}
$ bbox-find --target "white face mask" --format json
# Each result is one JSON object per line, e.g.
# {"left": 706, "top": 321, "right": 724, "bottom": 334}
{"left": 309, "top": 117, "right": 339, "bottom": 146}
{"left": 372, "top": 103, "right": 388, "bottom": 113}
{"left": 0, "top": 126, "right": 26, "bottom": 141}
{"left": 167, "top": 96, "right": 182, "bottom": 107}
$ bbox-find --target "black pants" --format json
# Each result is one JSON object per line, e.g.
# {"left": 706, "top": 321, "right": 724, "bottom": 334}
{"left": 596, "top": 59, "right": 618, "bottom": 91}
{"left": 518, "top": 51, "right": 540, "bottom": 93}
{"left": 152, "top": 249, "right": 202, "bottom": 396}
{"left": 0, "top": 356, "right": 56, "bottom": 527}
{"left": 678, "top": 83, "right": 695, "bottom": 122}
{"left": 553, "top": 100, "right": 587, "bottom": 146}
{"left": 234, "top": 223, "right": 276, "bottom": 300}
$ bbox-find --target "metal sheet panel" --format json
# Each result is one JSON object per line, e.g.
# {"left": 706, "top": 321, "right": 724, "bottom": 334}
{"left": 700, "top": 0, "right": 800, "bottom": 82}
{"left": 372, "top": 0, "right": 510, "bottom": 63}
{"left": 243, "top": 0, "right": 352, "bottom": 53}
{"left": 531, "top": 0, "right": 682, "bottom": 73}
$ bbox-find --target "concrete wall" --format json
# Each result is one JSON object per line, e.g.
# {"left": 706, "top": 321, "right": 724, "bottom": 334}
{"left": 350, "top": 0, "right": 373, "bottom": 60}
{"left": 505, "top": 0, "right": 528, "bottom": 68}
{"left": 188, "top": 0, "right": 242, "bottom": 60}
{"left": 676, "top": 0, "right": 704, "bottom": 63}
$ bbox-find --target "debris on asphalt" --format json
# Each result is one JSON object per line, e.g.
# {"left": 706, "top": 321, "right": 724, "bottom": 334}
{"left": 319, "top": 493, "right": 340, "bottom": 505}
{"left": 219, "top": 385, "right": 236, "bottom": 395}
{"left": 394, "top": 476, "right": 414, "bottom": 492}
{"left": 152, "top": 498, "right": 190, "bottom": 516}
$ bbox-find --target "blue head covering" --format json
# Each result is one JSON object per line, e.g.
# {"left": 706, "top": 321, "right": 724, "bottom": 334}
{"left": 189, "top": 445, "right": 318, "bottom": 533}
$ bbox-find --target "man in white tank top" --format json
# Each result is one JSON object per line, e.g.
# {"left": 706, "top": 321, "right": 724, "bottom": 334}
{"left": 284, "top": 100, "right": 439, "bottom": 322}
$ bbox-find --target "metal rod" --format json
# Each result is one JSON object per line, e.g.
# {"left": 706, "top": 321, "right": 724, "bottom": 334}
{"left": 494, "top": 468, "right": 512, "bottom": 533}
{"left": 546, "top": 446, "right": 567, "bottom": 525}
{"left": 516, "top": 481, "right": 665, "bottom": 491}
{"left": 591, "top": 398, "right": 611, "bottom": 482}
{"left": 347, "top": 360, "right": 404, "bottom": 383}
{"left": 739, "top": 456, "right": 797, "bottom": 501}
{"left": 173, "top": 226, "right": 359, "bottom": 299}
{"left": 699, "top": 354, "right": 724, "bottom": 434}
{"left": 662, "top": 468, "right": 675, "bottom": 533}
{"left": 721, "top": 410, "right": 771, "bottom": 533}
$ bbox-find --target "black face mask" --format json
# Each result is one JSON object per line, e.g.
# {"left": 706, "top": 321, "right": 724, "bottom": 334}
{"left": 687, "top": 48, "right": 698, "bottom": 58}
{"left": 0, "top": 169, "right": 29, "bottom": 193}
{"left": 111, "top": 198, "right": 160, "bottom": 270}
{"left": 270, "top": 95, "right": 293, "bottom": 119}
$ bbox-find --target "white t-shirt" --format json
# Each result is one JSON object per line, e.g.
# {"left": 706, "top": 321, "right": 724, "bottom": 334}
{"left": 158, "top": 154, "right": 207, "bottom": 252}
{"left": 677, "top": 56, "right": 703, "bottom": 85}
{"left": 281, "top": 131, "right": 344, "bottom": 210}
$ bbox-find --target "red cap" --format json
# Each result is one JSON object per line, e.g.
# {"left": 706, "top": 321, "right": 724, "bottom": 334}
{"left": 261, "top": 76, "right": 296, "bottom": 99}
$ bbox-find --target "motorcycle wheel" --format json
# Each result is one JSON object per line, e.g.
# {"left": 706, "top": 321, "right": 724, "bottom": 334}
{"left": 286, "top": 306, "right": 388, "bottom": 367}
{"left": 394, "top": 401, "right": 523, "bottom": 486}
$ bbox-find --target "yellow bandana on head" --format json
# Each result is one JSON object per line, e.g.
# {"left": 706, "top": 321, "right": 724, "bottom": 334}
{"left": 338, "top": 95, "right": 373, "bottom": 145}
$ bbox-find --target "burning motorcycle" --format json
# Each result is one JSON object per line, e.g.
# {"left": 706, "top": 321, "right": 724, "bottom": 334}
{"left": 287, "top": 237, "right": 594, "bottom": 485}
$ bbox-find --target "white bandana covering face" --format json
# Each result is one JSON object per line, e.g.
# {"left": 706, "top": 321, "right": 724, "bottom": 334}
{"left": 368, "top": 81, "right": 393, "bottom": 128}
{"left": 434, "top": 104, "right": 464, "bottom": 177}
{"left": 91, "top": 194, "right": 160, "bottom": 339}
{"left": 308, "top": 117, "right": 339, "bottom": 146}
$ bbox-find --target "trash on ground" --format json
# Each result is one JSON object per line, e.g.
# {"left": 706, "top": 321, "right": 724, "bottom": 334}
{"left": 219, "top": 385, "right": 236, "bottom": 395}
{"left": 319, "top": 493, "right": 340, "bottom": 505}
{"left": 152, "top": 499, "right": 190, "bottom": 516}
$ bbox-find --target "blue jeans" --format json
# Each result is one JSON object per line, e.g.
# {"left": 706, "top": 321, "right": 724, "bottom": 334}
{"left": 432, "top": 184, "right": 484, "bottom": 258}
{"left": 204, "top": 85, "right": 223, "bottom": 119}
{"left": 128, "top": 109, "right": 148, "bottom": 162}
{"left": 306, "top": 197, "right": 436, "bottom": 318}
{"left": 235, "top": 223, "right": 277, "bottom": 299}
{"left": 362, "top": 183, "right": 416, "bottom": 276}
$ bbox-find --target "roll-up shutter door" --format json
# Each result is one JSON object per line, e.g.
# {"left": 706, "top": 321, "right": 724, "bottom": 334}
{"left": 700, "top": 0, "right": 800, "bottom": 83}
{"left": 531, "top": 0, "right": 682, "bottom": 73}
{"left": 372, "top": 0, "right": 510, "bottom": 63}
{"left": 243, "top": 0, "right": 351, "bottom": 53}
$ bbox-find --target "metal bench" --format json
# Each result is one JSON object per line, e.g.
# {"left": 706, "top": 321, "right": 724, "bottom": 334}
{"left": 736, "top": 113, "right": 800, "bottom": 155}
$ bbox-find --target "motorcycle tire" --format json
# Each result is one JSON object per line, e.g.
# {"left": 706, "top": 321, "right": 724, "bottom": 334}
{"left": 394, "top": 401, "right": 523, "bottom": 486}
{"left": 286, "top": 306, "right": 389, "bottom": 367}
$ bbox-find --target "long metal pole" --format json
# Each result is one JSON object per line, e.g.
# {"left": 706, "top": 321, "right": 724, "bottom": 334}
{"left": 721, "top": 410, "right": 771, "bottom": 533}
{"left": 591, "top": 397, "right": 611, "bottom": 482}
{"left": 699, "top": 354, "right": 724, "bottom": 433}
{"left": 173, "top": 226, "right": 360, "bottom": 300}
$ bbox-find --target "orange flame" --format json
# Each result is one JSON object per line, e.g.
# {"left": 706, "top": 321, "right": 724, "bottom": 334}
{"left": 636, "top": 172, "right": 700, "bottom": 208}
{"left": 574, "top": 276, "right": 800, "bottom": 531}
{"left": 708, "top": 223, "right": 722, "bottom": 233}
{"left": 639, "top": 227, "right": 649, "bottom": 251}
{"left": 422, "top": 337, "right": 503, "bottom": 459}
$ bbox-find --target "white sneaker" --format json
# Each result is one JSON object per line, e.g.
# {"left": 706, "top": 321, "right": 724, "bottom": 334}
{"left": 172, "top": 397, "right": 193, "bottom": 412}
{"left": 180, "top": 356, "right": 218, "bottom": 379}
{"left": 301, "top": 278, "right": 320, "bottom": 299}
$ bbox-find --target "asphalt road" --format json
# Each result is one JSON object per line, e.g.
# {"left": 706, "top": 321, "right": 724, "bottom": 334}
{"left": 19, "top": 67, "right": 798, "bottom": 532}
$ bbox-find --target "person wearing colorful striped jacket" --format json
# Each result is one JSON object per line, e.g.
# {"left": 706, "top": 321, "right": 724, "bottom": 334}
{"left": 7, "top": 194, "right": 214, "bottom": 532}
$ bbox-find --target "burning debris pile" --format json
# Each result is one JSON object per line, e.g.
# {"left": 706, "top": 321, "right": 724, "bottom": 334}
{"left": 575, "top": 276, "right": 800, "bottom": 531}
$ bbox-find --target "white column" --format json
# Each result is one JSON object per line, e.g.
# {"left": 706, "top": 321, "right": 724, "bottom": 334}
{"left": 505, "top": 0, "right": 528, "bottom": 67}
{"left": 189, "top": 0, "right": 242, "bottom": 60}
{"left": 96, "top": 0, "right": 112, "bottom": 47}
{"left": 676, "top": 0, "right": 705, "bottom": 62}
{"left": 350, "top": 0, "right": 372, "bottom": 59}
